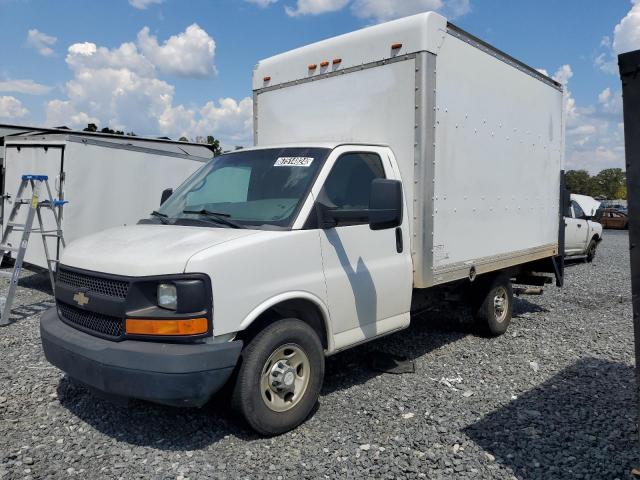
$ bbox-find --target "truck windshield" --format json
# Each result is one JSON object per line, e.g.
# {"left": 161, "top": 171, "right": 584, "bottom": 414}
{"left": 157, "top": 147, "right": 329, "bottom": 229}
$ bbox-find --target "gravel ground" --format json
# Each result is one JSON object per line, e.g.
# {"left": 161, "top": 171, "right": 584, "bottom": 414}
{"left": 0, "top": 230, "right": 638, "bottom": 479}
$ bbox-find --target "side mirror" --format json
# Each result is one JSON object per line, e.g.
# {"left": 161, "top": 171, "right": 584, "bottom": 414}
{"left": 369, "top": 179, "right": 403, "bottom": 230}
{"left": 160, "top": 188, "right": 173, "bottom": 205}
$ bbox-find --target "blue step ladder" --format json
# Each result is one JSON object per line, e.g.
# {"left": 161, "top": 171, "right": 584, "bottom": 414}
{"left": 0, "top": 175, "right": 67, "bottom": 325}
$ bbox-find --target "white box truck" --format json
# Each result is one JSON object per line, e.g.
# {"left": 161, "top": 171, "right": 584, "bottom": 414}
{"left": 1, "top": 129, "right": 213, "bottom": 269}
{"left": 40, "top": 12, "right": 566, "bottom": 435}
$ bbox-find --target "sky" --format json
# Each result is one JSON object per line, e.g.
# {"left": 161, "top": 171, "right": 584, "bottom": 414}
{"left": 0, "top": 0, "right": 637, "bottom": 173}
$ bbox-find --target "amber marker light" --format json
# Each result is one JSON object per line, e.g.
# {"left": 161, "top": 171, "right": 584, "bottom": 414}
{"left": 320, "top": 60, "right": 329, "bottom": 67}
{"left": 308, "top": 63, "right": 317, "bottom": 70}
{"left": 332, "top": 58, "right": 342, "bottom": 65}
{"left": 126, "top": 318, "right": 208, "bottom": 336}
{"left": 391, "top": 43, "right": 403, "bottom": 50}
{"left": 263, "top": 76, "right": 271, "bottom": 82}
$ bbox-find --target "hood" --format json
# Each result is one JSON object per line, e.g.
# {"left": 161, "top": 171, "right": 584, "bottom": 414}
{"left": 571, "top": 194, "right": 601, "bottom": 218}
{"left": 61, "top": 224, "right": 260, "bottom": 276}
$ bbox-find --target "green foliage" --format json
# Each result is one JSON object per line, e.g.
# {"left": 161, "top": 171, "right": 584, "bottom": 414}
{"left": 82, "top": 123, "right": 125, "bottom": 135}
{"left": 206, "top": 135, "right": 222, "bottom": 156}
{"left": 565, "top": 168, "right": 626, "bottom": 199}
{"left": 565, "top": 170, "right": 592, "bottom": 195}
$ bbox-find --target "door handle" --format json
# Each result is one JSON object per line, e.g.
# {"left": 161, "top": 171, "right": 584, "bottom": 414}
{"left": 395, "top": 227, "right": 403, "bottom": 253}
{"left": 577, "top": 224, "right": 582, "bottom": 228}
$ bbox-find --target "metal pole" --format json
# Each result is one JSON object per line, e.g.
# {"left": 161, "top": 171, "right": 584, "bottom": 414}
{"left": 619, "top": 49, "right": 640, "bottom": 476}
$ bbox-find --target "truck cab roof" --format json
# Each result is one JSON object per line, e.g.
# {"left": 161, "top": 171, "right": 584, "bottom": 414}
{"left": 233, "top": 143, "right": 390, "bottom": 152}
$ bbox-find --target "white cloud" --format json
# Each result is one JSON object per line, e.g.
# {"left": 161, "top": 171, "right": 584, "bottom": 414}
{"left": 45, "top": 26, "right": 250, "bottom": 148}
{"left": 26, "top": 29, "right": 57, "bottom": 57}
{"left": 245, "top": 0, "right": 278, "bottom": 6}
{"left": 66, "top": 41, "right": 155, "bottom": 77}
{"left": 596, "top": 0, "right": 640, "bottom": 73}
{"left": 352, "top": 0, "right": 470, "bottom": 22}
{"left": 613, "top": 0, "right": 640, "bottom": 54}
{"left": 285, "top": 0, "right": 350, "bottom": 16}
{"left": 0, "top": 96, "right": 29, "bottom": 119}
{"left": 137, "top": 24, "right": 216, "bottom": 77}
{"left": 128, "top": 0, "right": 163, "bottom": 9}
{"left": 284, "top": 0, "right": 469, "bottom": 19}
{"left": 0, "top": 79, "right": 52, "bottom": 95}
{"left": 598, "top": 87, "right": 611, "bottom": 104}
{"left": 548, "top": 64, "right": 625, "bottom": 173}
{"left": 45, "top": 100, "right": 99, "bottom": 128}
{"left": 351, "top": 0, "right": 442, "bottom": 22}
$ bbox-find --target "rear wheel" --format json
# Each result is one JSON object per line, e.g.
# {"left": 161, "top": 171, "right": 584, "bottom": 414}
{"left": 231, "top": 318, "right": 324, "bottom": 435}
{"left": 586, "top": 238, "right": 598, "bottom": 262}
{"left": 472, "top": 274, "right": 513, "bottom": 336}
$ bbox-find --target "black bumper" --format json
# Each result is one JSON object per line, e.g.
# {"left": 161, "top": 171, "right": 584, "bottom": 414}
{"left": 40, "top": 308, "right": 243, "bottom": 407}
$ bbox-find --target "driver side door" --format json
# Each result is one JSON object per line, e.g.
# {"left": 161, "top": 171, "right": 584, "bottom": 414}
{"left": 311, "top": 147, "right": 412, "bottom": 351}
{"left": 565, "top": 200, "right": 589, "bottom": 254}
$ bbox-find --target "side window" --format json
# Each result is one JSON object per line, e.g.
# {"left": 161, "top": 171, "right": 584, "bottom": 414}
{"left": 322, "top": 152, "right": 385, "bottom": 210}
{"left": 571, "top": 201, "right": 585, "bottom": 219}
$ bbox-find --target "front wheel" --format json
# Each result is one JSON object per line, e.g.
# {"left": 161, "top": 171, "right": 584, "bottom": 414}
{"left": 231, "top": 318, "right": 324, "bottom": 435}
{"left": 586, "top": 239, "right": 598, "bottom": 262}
{"left": 472, "top": 274, "right": 513, "bottom": 336}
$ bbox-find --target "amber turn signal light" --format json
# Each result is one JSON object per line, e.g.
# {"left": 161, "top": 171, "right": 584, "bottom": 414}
{"left": 126, "top": 318, "right": 208, "bottom": 336}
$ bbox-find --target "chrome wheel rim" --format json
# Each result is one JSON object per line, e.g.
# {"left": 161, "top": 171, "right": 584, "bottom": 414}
{"left": 260, "top": 343, "right": 310, "bottom": 413}
{"left": 493, "top": 287, "right": 508, "bottom": 323}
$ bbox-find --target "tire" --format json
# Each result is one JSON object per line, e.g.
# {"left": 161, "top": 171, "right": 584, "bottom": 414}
{"left": 472, "top": 274, "right": 513, "bottom": 336}
{"left": 231, "top": 318, "right": 324, "bottom": 436}
{"left": 586, "top": 239, "right": 598, "bottom": 262}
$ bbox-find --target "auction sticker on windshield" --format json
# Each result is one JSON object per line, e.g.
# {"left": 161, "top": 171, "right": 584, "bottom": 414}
{"left": 274, "top": 157, "right": 314, "bottom": 167}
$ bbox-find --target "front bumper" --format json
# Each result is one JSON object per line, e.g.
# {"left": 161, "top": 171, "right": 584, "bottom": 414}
{"left": 40, "top": 308, "right": 243, "bottom": 407}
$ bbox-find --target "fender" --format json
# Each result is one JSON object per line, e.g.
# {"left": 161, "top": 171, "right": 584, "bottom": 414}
{"left": 238, "top": 291, "right": 336, "bottom": 353}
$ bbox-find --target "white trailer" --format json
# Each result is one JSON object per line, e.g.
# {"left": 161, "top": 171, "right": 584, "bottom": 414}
{"left": 40, "top": 12, "right": 566, "bottom": 435}
{"left": 2, "top": 131, "right": 212, "bottom": 268}
{"left": 253, "top": 12, "right": 565, "bottom": 288}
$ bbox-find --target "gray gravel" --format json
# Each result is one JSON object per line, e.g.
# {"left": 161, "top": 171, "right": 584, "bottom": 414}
{"left": 1, "top": 230, "right": 638, "bottom": 479}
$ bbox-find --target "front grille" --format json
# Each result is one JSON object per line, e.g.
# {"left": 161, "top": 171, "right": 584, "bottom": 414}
{"left": 57, "top": 268, "right": 130, "bottom": 299}
{"left": 58, "top": 302, "right": 124, "bottom": 338}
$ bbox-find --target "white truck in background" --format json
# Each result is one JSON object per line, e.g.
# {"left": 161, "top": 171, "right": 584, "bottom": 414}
{"left": 40, "top": 12, "right": 566, "bottom": 435}
{"left": 565, "top": 194, "right": 603, "bottom": 261}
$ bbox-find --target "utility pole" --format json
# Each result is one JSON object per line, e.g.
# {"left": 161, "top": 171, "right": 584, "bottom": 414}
{"left": 619, "top": 49, "right": 640, "bottom": 477}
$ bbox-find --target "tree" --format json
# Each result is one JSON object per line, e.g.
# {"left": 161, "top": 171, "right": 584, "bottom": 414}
{"left": 206, "top": 135, "right": 222, "bottom": 156}
{"left": 83, "top": 123, "right": 98, "bottom": 132}
{"left": 178, "top": 136, "right": 188, "bottom": 142}
{"left": 565, "top": 170, "right": 592, "bottom": 195}
{"left": 615, "top": 183, "right": 627, "bottom": 200}
{"left": 100, "top": 126, "right": 124, "bottom": 135}
{"left": 592, "top": 168, "right": 626, "bottom": 199}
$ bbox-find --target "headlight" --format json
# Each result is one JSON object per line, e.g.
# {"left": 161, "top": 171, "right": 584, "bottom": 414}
{"left": 157, "top": 283, "right": 177, "bottom": 310}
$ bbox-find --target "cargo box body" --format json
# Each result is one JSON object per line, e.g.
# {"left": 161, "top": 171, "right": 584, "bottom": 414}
{"left": 253, "top": 12, "right": 564, "bottom": 288}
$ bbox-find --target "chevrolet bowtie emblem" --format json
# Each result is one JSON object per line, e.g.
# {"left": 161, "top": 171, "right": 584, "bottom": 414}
{"left": 73, "top": 292, "right": 89, "bottom": 307}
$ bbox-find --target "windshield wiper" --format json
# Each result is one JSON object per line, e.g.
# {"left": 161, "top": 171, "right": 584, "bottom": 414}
{"left": 150, "top": 210, "right": 170, "bottom": 224}
{"left": 183, "top": 209, "right": 245, "bottom": 229}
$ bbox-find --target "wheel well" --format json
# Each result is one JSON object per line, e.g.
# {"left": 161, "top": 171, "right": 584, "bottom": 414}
{"left": 237, "top": 299, "right": 329, "bottom": 349}
{"left": 591, "top": 234, "right": 600, "bottom": 242}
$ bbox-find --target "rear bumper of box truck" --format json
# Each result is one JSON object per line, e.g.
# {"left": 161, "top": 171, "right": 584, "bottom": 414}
{"left": 40, "top": 308, "right": 242, "bottom": 407}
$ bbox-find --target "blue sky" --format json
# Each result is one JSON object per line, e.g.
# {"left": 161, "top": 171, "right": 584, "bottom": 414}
{"left": 0, "top": 0, "right": 637, "bottom": 172}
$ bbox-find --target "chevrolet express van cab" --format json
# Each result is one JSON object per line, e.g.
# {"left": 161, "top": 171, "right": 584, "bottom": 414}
{"left": 41, "top": 12, "right": 566, "bottom": 435}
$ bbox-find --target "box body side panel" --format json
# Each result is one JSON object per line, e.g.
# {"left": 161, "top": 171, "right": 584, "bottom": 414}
{"left": 430, "top": 33, "right": 562, "bottom": 283}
